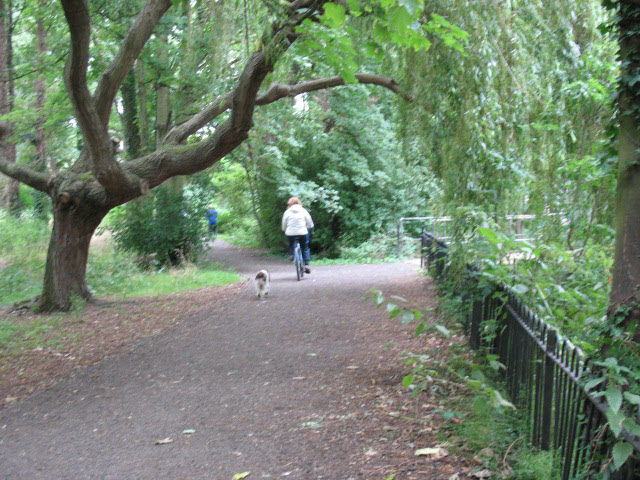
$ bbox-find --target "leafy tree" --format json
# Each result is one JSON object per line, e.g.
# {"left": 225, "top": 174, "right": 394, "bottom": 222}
{"left": 0, "top": 0, "right": 456, "bottom": 311}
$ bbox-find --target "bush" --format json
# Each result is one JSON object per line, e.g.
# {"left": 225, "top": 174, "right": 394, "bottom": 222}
{"left": 0, "top": 209, "right": 50, "bottom": 303}
{"left": 109, "top": 185, "right": 208, "bottom": 268}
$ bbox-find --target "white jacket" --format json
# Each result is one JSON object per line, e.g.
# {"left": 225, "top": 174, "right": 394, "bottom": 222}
{"left": 282, "top": 204, "right": 314, "bottom": 236}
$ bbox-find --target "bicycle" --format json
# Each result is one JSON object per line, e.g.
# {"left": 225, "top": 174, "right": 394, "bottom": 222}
{"left": 293, "top": 239, "right": 304, "bottom": 281}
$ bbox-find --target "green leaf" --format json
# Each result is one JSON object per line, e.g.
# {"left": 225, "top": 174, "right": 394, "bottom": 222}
{"left": 398, "top": 0, "right": 422, "bottom": 16}
{"left": 511, "top": 284, "right": 529, "bottom": 295}
{"left": 401, "top": 311, "right": 414, "bottom": 324}
{"left": 402, "top": 374, "right": 415, "bottom": 388}
{"left": 232, "top": 473, "right": 251, "bottom": 480}
{"left": 414, "top": 322, "right": 426, "bottom": 337}
{"left": 388, "top": 6, "right": 413, "bottom": 32}
{"left": 584, "top": 377, "right": 606, "bottom": 391}
{"left": 606, "top": 387, "right": 623, "bottom": 413}
{"left": 477, "top": 227, "right": 501, "bottom": 245}
{"left": 345, "top": 0, "right": 361, "bottom": 15}
{"left": 435, "top": 324, "right": 450, "bottom": 337}
{"left": 623, "top": 391, "right": 640, "bottom": 405}
{"left": 322, "top": 3, "right": 347, "bottom": 27}
{"left": 490, "top": 389, "right": 516, "bottom": 410}
{"left": 605, "top": 408, "right": 625, "bottom": 437}
{"left": 612, "top": 442, "right": 633, "bottom": 471}
{"left": 622, "top": 418, "right": 640, "bottom": 437}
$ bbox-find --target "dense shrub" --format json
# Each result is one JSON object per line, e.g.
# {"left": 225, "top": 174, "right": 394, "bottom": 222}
{"left": 109, "top": 185, "right": 208, "bottom": 268}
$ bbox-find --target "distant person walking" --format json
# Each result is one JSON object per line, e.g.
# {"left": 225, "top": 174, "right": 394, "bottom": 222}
{"left": 282, "top": 196, "right": 314, "bottom": 274}
{"left": 206, "top": 206, "right": 218, "bottom": 238}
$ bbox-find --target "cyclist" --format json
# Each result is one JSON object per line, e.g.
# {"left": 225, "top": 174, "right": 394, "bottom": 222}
{"left": 282, "top": 196, "right": 314, "bottom": 274}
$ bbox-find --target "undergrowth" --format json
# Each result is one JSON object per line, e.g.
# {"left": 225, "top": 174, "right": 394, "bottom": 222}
{"left": 368, "top": 287, "right": 563, "bottom": 480}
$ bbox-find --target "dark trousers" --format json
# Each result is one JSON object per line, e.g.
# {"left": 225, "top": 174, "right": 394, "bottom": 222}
{"left": 287, "top": 235, "right": 310, "bottom": 264}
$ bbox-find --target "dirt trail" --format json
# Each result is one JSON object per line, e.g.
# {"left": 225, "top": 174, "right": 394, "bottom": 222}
{"left": 0, "top": 241, "right": 446, "bottom": 480}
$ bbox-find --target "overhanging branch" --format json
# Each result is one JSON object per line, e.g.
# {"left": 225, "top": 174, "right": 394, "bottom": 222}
{"left": 164, "top": 73, "right": 418, "bottom": 144}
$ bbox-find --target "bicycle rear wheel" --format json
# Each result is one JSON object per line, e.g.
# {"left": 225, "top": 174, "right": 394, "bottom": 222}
{"left": 295, "top": 244, "right": 304, "bottom": 281}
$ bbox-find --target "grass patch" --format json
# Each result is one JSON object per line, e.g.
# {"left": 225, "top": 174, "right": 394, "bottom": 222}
{"left": 0, "top": 313, "right": 73, "bottom": 355}
{"left": 86, "top": 235, "right": 241, "bottom": 298}
{"left": 0, "top": 211, "right": 242, "bottom": 306}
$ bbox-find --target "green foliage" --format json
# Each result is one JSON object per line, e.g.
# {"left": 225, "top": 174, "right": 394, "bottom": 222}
{"left": 295, "top": 0, "right": 466, "bottom": 83}
{"left": 229, "top": 85, "right": 437, "bottom": 258}
{"left": 109, "top": 184, "right": 208, "bottom": 268}
{"left": 0, "top": 209, "right": 51, "bottom": 303}
{"left": 368, "top": 287, "right": 562, "bottom": 479}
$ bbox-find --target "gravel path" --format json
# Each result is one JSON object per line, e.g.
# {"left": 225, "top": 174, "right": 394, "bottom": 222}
{"left": 0, "top": 241, "right": 439, "bottom": 480}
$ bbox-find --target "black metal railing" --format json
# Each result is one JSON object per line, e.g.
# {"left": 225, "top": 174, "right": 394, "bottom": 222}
{"left": 421, "top": 230, "right": 640, "bottom": 479}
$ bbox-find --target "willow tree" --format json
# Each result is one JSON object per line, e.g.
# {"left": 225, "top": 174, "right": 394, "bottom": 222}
{"left": 0, "top": 0, "right": 461, "bottom": 311}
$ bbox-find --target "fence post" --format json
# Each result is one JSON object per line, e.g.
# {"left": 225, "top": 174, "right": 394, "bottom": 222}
{"left": 541, "top": 328, "right": 557, "bottom": 450}
{"left": 420, "top": 228, "right": 425, "bottom": 268}
{"left": 470, "top": 298, "right": 482, "bottom": 349}
{"left": 397, "top": 220, "right": 403, "bottom": 257}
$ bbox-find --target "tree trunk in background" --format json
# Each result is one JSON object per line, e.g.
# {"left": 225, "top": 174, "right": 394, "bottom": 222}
{"left": 155, "top": 34, "right": 170, "bottom": 147}
{"left": 609, "top": 3, "right": 640, "bottom": 342}
{"left": 0, "top": 0, "right": 18, "bottom": 212}
{"left": 33, "top": 6, "right": 49, "bottom": 218}
{"left": 121, "top": 69, "right": 140, "bottom": 159}
{"left": 135, "top": 59, "right": 150, "bottom": 154}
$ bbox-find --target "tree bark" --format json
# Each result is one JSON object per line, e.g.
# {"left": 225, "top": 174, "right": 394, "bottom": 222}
{"left": 121, "top": 69, "right": 140, "bottom": 159}
{"left": 609, "top": 2, "right": 640, "bottom": 341}
{"left": 39, "top": 197, "right": 108, "bottom": 312}
{"left": 155, "top": 32, "right": 170, "bottom": 147}
{"left": 0, "top": 0, "right": 18, "bottom": 212}
{"left": 135, "top": 59, "right": 150, "bottom": 154}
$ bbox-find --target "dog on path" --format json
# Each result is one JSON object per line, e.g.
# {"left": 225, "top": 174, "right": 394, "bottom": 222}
{"left": 254, "top": 270, "right": 270, "bottom": 298}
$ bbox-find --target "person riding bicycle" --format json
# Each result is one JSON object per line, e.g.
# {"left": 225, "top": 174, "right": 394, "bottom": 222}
{"left": 282, "top": 196, "right": 314, "bottom": 274}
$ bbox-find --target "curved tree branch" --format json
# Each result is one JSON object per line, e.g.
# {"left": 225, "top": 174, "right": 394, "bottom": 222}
{"left": 61, "top": 0, "right": 148, "bottom": 198}
{"left": 257, "top": 73, "right": 416, "bottom": 104}
{"left": 93, "top": 0, "right": 173, "bottom": 125}
{"left": 60, "top": 0, "right": 112, "bottom": 169}
{"left": 125, "top": 73, "right": 421, "bottom": 191}
{"left": 0, "top": 157, "right": 51, "bottom": 193}
{"left": 164, "top": 73, "right": 417, "bottom": 144}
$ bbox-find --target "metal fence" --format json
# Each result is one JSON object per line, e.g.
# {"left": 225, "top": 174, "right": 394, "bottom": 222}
{"left": 421, "top": 230, "right": 640, "bottom": 479}
{"left": 399, "top": 214, "right": 540, "bottom": 257}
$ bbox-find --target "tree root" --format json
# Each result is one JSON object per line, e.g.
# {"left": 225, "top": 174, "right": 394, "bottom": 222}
{"left": 7, "top": 295, "right": 41, "bottom": 315}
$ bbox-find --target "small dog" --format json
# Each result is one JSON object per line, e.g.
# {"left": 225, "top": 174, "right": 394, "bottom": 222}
{"left": 254, "top": 270, "right": 270, "bottom": 298}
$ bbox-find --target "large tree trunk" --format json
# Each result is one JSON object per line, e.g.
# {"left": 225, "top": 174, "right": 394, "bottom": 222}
{"left": 38, "top": 198, "right": 108, "bottom": 312}
{"left": 609, "top": 3, "right": 640, "bottom": 341}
